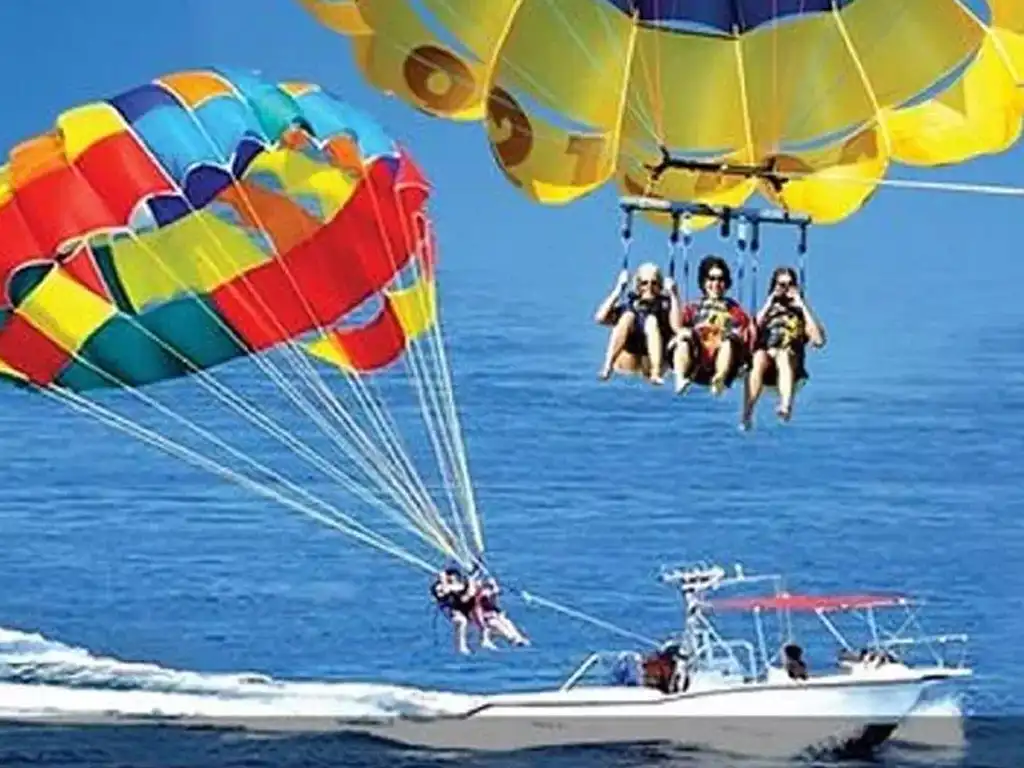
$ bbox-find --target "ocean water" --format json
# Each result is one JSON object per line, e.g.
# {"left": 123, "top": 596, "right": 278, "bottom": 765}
{"left": 0, "top": 236, "right": 1022, "bottom": 766}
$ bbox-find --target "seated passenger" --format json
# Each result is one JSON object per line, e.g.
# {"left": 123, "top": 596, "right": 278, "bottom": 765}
{"left": 473, "top": 577, "right": 530, "bottom": 650}
{"left": 741, "top": 267, "right": 826, "bottom": 429}
{"left": 671, "top": 256, "right": 755, "bottom": 395}
{"left": 595, "top": 263, "right": 682, "bottom": 386}
{"left": 641, "top": 643, "right": 687, "bottom": 694}
{"left": 430, "top": 567, "right": 478, "bottom": 655}
{"left": 783, "top": 643, "right": 809, "bottom": 680}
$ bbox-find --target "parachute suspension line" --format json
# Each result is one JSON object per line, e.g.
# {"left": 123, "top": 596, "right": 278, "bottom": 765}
{"left": 355, "top": 175, "right": 471, "bottom": 562}
{"left": 151, "top": 183, "right": 439, "bottom": 532}
{"left": 37, "top": 386, "right": 440, "bottom": 574}
{"left": 85, "top": 245, "right": 451, "bottom": 561}
{"left": 60, "top": 154, "right": 447, "bottom": 559}
{"left": 381, "top": 213, "right": 474, "bottom": 564}
{"left": 409, "top": 215, "right": 485, "bottom": 557}
{"left": 113, "top": 191, "right": 451, "bottom": 559}
{"left": 396, "top": 210, "right": 483, "bottom": 562}
{"left": 34, "top": 320, "right": 457, "bottom": 570}
{"left": 187, "top": 117, "right": 448, "bottom": 532}
{"left": 798, "top": 221, "right": 810, "bottom": 292}
{"left": 25, "top": 289, "right": 454, "bottom": 570}
{"left": 357, "top": 163, "right": 481, "bottom": 564}
{"left": 175, "top": 117, "right": 456, "bottom": 554}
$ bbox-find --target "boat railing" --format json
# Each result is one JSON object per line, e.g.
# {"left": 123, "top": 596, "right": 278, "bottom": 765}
{"left": 691, "top": 637, "right": 759, "bottom": 679}
{"left": 877, "top": 632, "right": 970, "bottom": 668}
{"left": 559, "top": 652, "right": 605, "bottom": 691}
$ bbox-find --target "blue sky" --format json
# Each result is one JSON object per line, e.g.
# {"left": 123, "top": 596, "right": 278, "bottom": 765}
{"left": 2, "top": 0, "right": 1023, "bottom": 388}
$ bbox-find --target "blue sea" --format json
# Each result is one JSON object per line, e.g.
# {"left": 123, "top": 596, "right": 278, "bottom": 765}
{"left": 1, "top": 202, "right": 1022, "bottom": 765}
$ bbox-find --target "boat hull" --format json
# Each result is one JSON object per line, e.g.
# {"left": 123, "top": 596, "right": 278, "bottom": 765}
{"left": 352, "top": 673, "right": 953, "bottom": 755}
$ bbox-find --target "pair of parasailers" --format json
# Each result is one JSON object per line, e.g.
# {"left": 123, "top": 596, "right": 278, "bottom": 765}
{"left": 431, "top": 567, "right": 530, "bottom": 654}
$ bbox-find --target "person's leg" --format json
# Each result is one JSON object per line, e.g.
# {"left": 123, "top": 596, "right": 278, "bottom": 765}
{"left": 599, "top": 311, "right": 635, "bottom": 380}
{"left": 741, "top": 350, "right": 770, "bottom": 430}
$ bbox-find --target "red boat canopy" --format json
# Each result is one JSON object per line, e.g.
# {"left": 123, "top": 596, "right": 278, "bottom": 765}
{"left": 709, "top": 594, "right": 909, "bottom": 613}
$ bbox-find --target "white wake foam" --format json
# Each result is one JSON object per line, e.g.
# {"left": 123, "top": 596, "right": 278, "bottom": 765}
{"left": 0, "top": 625, "right": 480, "bottom": 727}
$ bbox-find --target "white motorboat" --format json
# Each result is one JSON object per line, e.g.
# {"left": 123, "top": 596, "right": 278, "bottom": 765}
{"left": 358, "top": 562, "right": 971, "bottom": 756}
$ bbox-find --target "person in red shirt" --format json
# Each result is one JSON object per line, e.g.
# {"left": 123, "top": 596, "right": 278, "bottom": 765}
{"left": 670, "top": 256, "right": 755, "bottom": 395}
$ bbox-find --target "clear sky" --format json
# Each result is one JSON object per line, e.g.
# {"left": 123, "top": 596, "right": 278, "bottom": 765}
{"left": 2, "top": 0, "right": 1023, "bottom": 398}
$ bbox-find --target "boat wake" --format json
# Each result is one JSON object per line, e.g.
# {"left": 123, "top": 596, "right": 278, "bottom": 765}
{"left": 0, "top": 624, "right": 967, "bottom": 755}
{"left": 0, "top": 625, "right": 481, "bottom": 729}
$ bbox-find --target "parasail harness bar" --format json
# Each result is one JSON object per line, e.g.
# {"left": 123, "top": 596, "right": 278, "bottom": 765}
{"left": 619, "top": 196, "right": 812, "bottom": 306}
{"left": 644, "top": 145, "right": 791, "bottom": 195}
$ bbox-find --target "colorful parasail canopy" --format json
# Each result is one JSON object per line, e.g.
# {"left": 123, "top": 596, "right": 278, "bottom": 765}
{"left": 296, "top": 0, "right": 1024, "bottom": 227}
{"left": 0, "top": 67, "right": 437, "bottom": 392}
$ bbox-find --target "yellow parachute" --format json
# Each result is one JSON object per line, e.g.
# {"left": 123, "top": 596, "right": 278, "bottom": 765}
{"left": 297, "top": 0, "right": 1024, "bottom": 228}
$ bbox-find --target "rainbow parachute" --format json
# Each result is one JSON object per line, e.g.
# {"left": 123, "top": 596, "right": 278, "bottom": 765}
{"left": 297, "top": 0, "right": 1024, "bottom": 225}
{"left": 0, "top": 70, "right": 482, "bottom": 574}
{"left": 0, "top": 68, "right": 434, "bottom": 389}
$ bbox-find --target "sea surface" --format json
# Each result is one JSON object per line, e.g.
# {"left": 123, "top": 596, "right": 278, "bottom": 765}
{"left": 0, "top": 237, "right": 1022, "bottom": 766}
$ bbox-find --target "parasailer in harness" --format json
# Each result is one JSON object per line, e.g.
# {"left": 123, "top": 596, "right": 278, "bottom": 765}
{"left": 431, "top": 567, "right": 478, "bottom": 654}
{"left": 595, "top": 262, "right": 684, "bottom": 386}
{"left": 670, "top": 256, "right": 755, "bottom": 396}
{"left": 475, "top": 576, "right": 530, "bottom": 650}
{"left": 741, "top": 267, "right": 826, "bottom": 429}
{"left": 431, "top": 567, "right": 529, "bottom": 653}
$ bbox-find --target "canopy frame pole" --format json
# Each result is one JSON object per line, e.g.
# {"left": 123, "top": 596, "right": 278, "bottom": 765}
{"left": 643, "top": 145, "right": 790, "bottom": 195}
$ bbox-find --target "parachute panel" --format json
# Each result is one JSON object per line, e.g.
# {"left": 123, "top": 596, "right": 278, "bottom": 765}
{"left": 622, "top": 27, "right": 746, "bottom": 155}
{"left": 883, "top": 33, "right": 1023, "bottom": 166}
{"left": 348, "top": 0, "right": 491, "bottom": 121}
{"left": 761, "top": 129, "right": 887, "bottom": 223}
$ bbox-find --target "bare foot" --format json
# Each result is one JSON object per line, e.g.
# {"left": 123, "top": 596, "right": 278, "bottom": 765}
{"left": 710, "top": 374, "right": 727, "bottom": 396}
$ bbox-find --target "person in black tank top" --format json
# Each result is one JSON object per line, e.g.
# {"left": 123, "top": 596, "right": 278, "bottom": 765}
{"left": 595, "top": 263, "right": 684, "bottom": 386}
{"left": 430, "top": 567, "right": 476, "bottom": 654}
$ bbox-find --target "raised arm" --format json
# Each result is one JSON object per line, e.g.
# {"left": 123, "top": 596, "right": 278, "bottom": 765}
{"left": 792, "top": 291, "right": 826, "bottom": 348}
{"left": 594, "top": 269, "right": 629, "bottom": 325}
{"left": 664, "top": 276, "right": 683, "bottom": 332}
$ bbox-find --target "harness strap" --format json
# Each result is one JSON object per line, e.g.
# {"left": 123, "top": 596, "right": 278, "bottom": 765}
{"left": 797, "top": 221, "right": 809, "bottom": 293}
{"left": 621, "top": 208, "right": 634, "bottom": 272}
{"left": 735, "top": 217, "right": 749, "bottom": 309}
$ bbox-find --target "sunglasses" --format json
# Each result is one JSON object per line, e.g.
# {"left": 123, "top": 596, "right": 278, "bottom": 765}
{"left": 706, "top": 273, "right": 725, "bottom": 282}
{"left": 775, "top": 280, "right": 794, "bottom": 289}
{"left": 637, "top": 279, "right": 659, "bottom": 287}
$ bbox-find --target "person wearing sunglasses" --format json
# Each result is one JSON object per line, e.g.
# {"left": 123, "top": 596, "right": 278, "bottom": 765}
{"left": 670, "top": 256, "right": 754, "bottom": 395}
{"left": 595, "top": 262, "right": 683, "bottom": 386}
{"left": 740, "top": 266, "right": 826, "bottom": 429}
